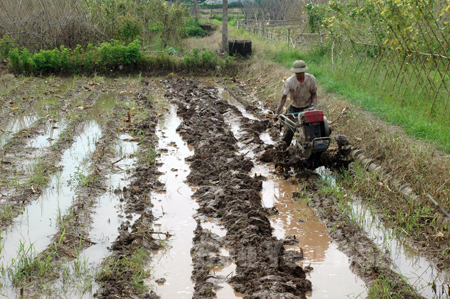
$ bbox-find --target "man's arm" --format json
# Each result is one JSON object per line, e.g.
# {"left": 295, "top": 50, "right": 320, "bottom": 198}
{"left": 273, "top": 94, "right": 287, "bottom": 121}
{"left": 311, "top": 93, "right": 317, "bottom": 110}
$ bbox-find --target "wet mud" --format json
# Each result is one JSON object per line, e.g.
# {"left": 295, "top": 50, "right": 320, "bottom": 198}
{"left": 306, "top": 190, "right": 423, "bottom": 298}
{"left": 0, "top": 92, "right": 100, "bottom": 229}
{"left": 94, "top": 84, "right": 163, "bottom": 299}
{"left": 148, "top": 104, "right": 198, "bottom": 298}
{"left": 0, "top": 78, "right": 161, "bottom": 298}
{"left": 1, "top": 74, "right": 447, "bottom": 298}
{"left": 21, "top": 115, "right": 125, "bottom": 294}
{"left": 224, "top": 76, "right": 449, "bottom": 298}
{"left": 163, "top": 78, "right": 312, "bottom": 298}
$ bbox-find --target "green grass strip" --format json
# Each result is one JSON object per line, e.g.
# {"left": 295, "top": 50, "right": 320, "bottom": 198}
{"left": 253, "top": 39, "right": 450, "bottom": 152}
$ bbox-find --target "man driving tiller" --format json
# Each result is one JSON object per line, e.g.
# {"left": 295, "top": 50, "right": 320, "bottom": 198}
{"left": 273, "top": 60, "right": 318, "bottom": 150}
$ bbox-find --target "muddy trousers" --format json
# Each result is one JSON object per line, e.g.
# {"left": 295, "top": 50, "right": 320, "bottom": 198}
{"left": 282, "top": 105, "right": 308, "bottom": 148}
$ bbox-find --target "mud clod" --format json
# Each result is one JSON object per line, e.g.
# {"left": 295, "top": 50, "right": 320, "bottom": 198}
{"left": 163, "top": 78, "right": 312, "bottom": 298}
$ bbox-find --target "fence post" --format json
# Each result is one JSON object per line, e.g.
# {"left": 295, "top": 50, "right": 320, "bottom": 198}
{"left": 287, "top": 29, "right": 290, "bottom": 48}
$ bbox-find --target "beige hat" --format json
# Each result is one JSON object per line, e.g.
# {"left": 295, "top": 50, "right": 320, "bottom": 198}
{"left": 290, "top": 60, "right": 308, "bottom": 73}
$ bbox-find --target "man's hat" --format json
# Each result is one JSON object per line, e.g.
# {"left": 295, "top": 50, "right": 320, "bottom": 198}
{"left": 290, "top": 60, "right": 308, "bottom": 73}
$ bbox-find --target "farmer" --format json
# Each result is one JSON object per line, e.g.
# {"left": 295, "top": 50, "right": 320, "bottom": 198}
{"left": 273, "top": 60, "right": 317, "bottom": 149}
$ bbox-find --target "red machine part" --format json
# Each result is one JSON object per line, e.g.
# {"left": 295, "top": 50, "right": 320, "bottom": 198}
{"left": 303, "top": 110, "right": 324, "bottom": 123}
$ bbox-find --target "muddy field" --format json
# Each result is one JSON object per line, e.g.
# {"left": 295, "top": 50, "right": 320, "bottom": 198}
{"left": 0, "top": 74, "right": 449, "bottom": 298}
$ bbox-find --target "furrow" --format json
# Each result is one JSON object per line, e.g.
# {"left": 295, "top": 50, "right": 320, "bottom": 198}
{"left": 0, "top": 91, "right": 99, "bottom": 230}
{"left": 163, "top": 78, "right": 312, "bottom": 299}
{"left": 94, "top": 83, "right": 162, "bottom": 299}
{"left": 19, "top": 100, "right": 127, "bottom": 296}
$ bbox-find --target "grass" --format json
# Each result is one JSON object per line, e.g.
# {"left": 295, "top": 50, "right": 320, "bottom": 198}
{"left": 7, "top": 240, "right": 58, "bottom": 286}
{"left": 0, "top": 204, "right": 14, "bottom": 222}
{"left": 227, "top": 25, "right": 450, "bottom": 152}
{"left": 367, "top": 274, "right": 420, "bottom": 299}
{"left": 226, "top": 22, "right": 450, "bottom": 209}
{"left": 7, "top": 235, "right": 95, "bottom": 296}
{"left": 98, "top": 246, "right": 151, "bottom": 293}
{"left": 315, "top": 171, "right": 424, "bottom": 298}
{"left": 28, "top": 157, "right": 49, "bottom": 186}
{"left": 299, "top": 46, "right": 450, "bottom": 152}
{"left": 344, "top": 162, "right": 440, "bottom": 239}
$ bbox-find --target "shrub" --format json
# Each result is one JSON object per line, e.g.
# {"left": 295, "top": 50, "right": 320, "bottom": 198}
{"left": 98, "top": 39, "right": 141, "bottom": 66}
{"left": 150, "top": 0, "right": 190, "bottom": 48}
{"left": 8, "top": 39, "right": 142, "bottom": 74}
{"left": 201, "top": 50, "right": 218, "bottom": 69}
{"left": 184, "top": 48, "right": 201, "bottom": 68}
{"left": 0, "top": 34, "right": 17, "bottom": 59}
{"left": 183, "top": 17, "right": 206, "bottom": 37}
{"left": 6, "top": 40, "right": 235, "bottom": 75}
{"left": 304, "top": 4, "right": 329, "bottom": 33}
{"left": 117, "top": 13, "right": 142, "bottom": 44}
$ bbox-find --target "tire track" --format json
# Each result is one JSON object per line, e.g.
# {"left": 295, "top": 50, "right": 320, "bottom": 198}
{"left": 164, "top": 78, "right": 312, "bottom": 299}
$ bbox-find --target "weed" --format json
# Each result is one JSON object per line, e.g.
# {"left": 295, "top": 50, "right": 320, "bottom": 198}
{"left": 0, "top": 204, "right": 14, "bottom": 222}
{"left": 137, "top": 145, "right": 157, "bottom": 166}
{"left": 7, "top": 241, "right": 57, "bottom": 286}
{"left": 367, "top": 274, "right": 419, "bottom": 299}
{"left": 0, "top": 34, "right": 17, "bottom": 58}
{"left": 27, "top": 157, "right": 48, "bottom": 186}
{"left": 67, "top": 166, "right": 96, "bottom": 187}
{"left": 99, "top": 247, "right": 151, "bottom": 293}
{"left": 9, "top": 39, "right": 142, "bottom": 74}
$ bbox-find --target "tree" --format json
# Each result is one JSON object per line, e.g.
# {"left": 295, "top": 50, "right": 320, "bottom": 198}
{"left": 222, "top": 0, "right": 228, "bottom": 53}
{"left": 150, "top": 0, "right": 189, "bottom": 48}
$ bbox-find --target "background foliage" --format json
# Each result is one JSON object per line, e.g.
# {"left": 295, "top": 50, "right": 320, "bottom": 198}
{"left": 0, "top": 0, "right": 203, "bottom": 52}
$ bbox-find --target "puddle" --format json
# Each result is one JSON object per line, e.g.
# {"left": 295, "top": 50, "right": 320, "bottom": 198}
{"left": 83, "top": 134, "right": 139, "bottom": 260}
{"left": 0, "top": 121, "right": 102, "bottom": 297}
{"left": 350, "top": 200, "right": 450, "bottom": 298}
{"left": 146, "top": 105, "right": 198, "bottom": 298}
{"left": 317, "top": 168, "right": 450, "bottom": 298}
{"left": 211, "top": 263, "right": 245, "bottom": 298}
{"left": 0, "top": 91, "right": 71, "bottom": 150}
{"left": 87, "top": 91, "right": 118, "bottom": 125}
{"left": 252, "top": 162, "right": 367, "bottom": 299}
{"left": 28, "top": 118, "right": 68, "bottom": 148}
{"left": 218, "top": 87, "right": 258, "bottom": 121}
{"left": 201, "top": 221, "right": 227, "bottom": 238}
{"left": 0, "top": 113, "right": 38, "bottom": 149}
{"left": 219, "top": 86, "right": 368, "bottom": 298}
{"left": 46, "top": 134, "right": 139, "bottom": 298}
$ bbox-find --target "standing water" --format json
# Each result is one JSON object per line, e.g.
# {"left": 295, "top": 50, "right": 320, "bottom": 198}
{"left": 146, "top": 105, "right": 198, "bottom": 297}
{"left": 219, "top": 86, "right": 368, "bottom": 299}
{"left": 318, "top": 168, "right": 450, "bottom": 298}
{"left": 46, "top": 134, "right": 140, "bottom": 298}
{"left": 0, "top": 122, "right": 102, "bottom": 297}
{"left": 351, "top": 200, "right": 450, "bottom": 298}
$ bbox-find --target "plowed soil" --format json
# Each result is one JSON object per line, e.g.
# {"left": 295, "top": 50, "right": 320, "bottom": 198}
{"left": 0, "top": 73, "right": 448, "bottom": 299}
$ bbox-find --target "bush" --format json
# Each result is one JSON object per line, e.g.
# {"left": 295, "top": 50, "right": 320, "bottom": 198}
{"left": 7, "top": 41, "right": 235, "bottom": 75}
{"left": 184, "top": 48, "right": 202, "bottom": 68}
{"left": 183, "top": 17, "right": 206, "bottom": 37}
{"left": 8, "top": 39, "right": 142, "bottom": 74}
{"left": 0, "top": 34, "right": 17, "bottom": 59}
{"left": 304, "top": 4, "right": 329, "bottom": 33}
{"left": 99, "top": 39, "right": 141, "bottom": 66}
{"left": 183, "top": 48, "right": 233, "bottom": 71}
{"left": 201, "top": 50, "right": 219, "bottom": 68}
{"left": 117, "top": 13, "right": 142, "bottom": 44}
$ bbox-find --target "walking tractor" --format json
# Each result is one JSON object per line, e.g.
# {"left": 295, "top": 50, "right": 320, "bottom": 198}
{"left": 275, "top": 109, "right": 352, "bottom": 172}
